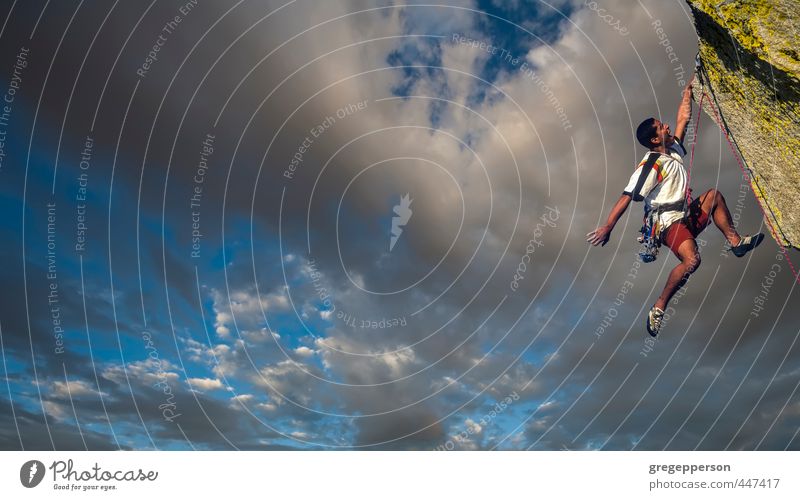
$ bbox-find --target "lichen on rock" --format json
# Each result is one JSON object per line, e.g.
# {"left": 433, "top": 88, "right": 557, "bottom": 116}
{"left": 687, "top": 0, "right": 800, "bottom": 249}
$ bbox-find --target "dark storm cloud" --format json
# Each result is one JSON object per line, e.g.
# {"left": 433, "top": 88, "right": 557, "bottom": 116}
{"left": 0, "top": 397, "right": 123, "bottom": 450}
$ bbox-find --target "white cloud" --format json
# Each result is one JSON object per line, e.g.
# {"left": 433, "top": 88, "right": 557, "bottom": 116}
{"left": 210, "top": 287, "right": 290, "bottom": 339}
{"left": 102, "top": 358, "right": 181, "bottom": 387}
{"left": 257, "top": 402, "right": 278, "bottom": 412}
{"left": 294, "top": 346, "right": 315, "bottom": 357}
{"left": 186, "top": 377, "right": 224, "bottom": 391}
{"left": 230, "top": 394, "right": 255, "bottom": 405}
{"left": 51, "top": 379, "right": 103, "bottom": 398}
{"left": 42, "top": 400, "right": 69, "bottom": 421}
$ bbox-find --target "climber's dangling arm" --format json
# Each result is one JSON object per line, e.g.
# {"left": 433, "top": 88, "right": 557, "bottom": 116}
{"left": 673, "top": 80, "right": 693, "bottom": 144}
{"left": 587, "top": 193, "right": 632, "bottom": 247}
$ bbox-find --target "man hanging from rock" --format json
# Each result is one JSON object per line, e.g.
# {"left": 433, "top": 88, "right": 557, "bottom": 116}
{"left": 586, "top": 78, "right": 764, "bottom": 337}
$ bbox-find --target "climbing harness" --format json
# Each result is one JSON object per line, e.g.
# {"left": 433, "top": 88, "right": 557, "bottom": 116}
{"left": 637, "top": 200, "right": 688, "bottom": 263}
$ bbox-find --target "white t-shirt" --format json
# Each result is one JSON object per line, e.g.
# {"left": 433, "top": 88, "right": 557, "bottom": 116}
{"left": 623, "top": 140, "right": 688, "bottom": 230}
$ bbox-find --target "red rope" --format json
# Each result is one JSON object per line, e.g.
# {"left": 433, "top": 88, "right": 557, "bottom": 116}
{"left": 701, "top": 91, "right": 800, "bottom": 286}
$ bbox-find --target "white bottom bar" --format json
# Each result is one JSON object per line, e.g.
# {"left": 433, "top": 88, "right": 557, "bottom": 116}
{"left": 1, "top": 451, "right": 798, "bottom": 499}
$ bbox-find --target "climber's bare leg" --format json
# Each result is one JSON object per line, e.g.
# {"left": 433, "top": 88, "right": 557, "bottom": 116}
{"left": 696, "top": 188, "right": 741, "bottom": 246}
{"left": 654, "top": 237, "right": 701, "bottom": 311}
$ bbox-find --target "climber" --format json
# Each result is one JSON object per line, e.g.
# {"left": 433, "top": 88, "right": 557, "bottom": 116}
{"left": 586, "top": 79, "right": 764, "bottom": 337}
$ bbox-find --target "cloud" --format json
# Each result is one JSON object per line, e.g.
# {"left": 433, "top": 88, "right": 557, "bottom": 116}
{"left": 210, "top": 287, "right": 290, "bottom": 339}
{"left": 1, "top": 0, "right": 798, "bottom": 451}
{"left": 186, "top": 377, "right": 225, "bottom": 391}
{"left": 50, "top": 379, "right": 105, "bottom": 399}
{"left": 293, "top": 346, "right": 315, "bottom": 357}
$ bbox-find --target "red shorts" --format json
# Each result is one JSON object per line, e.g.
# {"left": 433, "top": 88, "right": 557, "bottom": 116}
{"left": 661, "top": 197, "right": 710, "bottom": 258}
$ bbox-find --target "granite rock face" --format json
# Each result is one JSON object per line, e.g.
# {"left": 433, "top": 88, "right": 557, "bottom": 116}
{"left": 688, "top": 0, "right": 800, "bottom": 249}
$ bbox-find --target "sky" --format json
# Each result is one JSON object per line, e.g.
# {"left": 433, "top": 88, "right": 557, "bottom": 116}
{"left": 0, "top": 0, "right": 798, "bottom": 451}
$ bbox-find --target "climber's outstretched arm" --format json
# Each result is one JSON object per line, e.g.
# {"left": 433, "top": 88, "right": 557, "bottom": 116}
{"left": 673, "top": 80, "right": 693, "bottom": 143}
{"left": 587, "top": 193, "right": 632, "bottom": 246}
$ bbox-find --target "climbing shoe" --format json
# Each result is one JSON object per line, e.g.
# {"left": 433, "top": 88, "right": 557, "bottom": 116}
{"left": 730, "top": 233, "right": 764, "bottom": 257}
{"left": 646, "top": 306, "right": 665, "bottom": 337}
